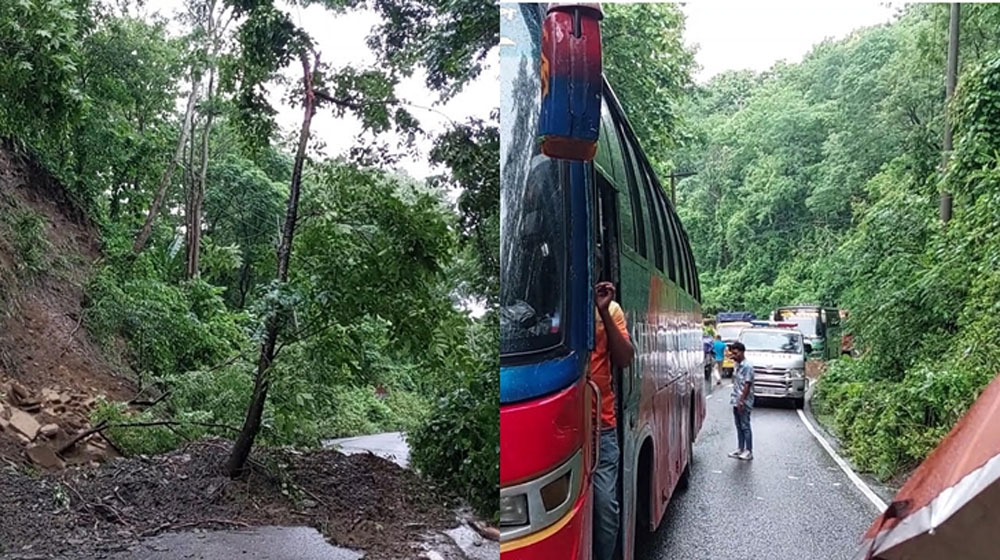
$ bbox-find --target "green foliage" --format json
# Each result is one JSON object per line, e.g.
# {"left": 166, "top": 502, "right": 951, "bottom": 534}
{"left": 814, "top": 359, "right": 994, "bottom": 479}
{"left": 1, "top": 208, "right": 52, "bottom": 277}
{"left": 603, "top": 3, "right": 696, "bottom": 175}
{"left": 409, "top": 322, "right": 498, "bottom": 521}
{"left": 0, "top": 0, "right": 84, "bottom": 143}
{"left": 365, "top": 0, "right": 498, "bottom": 99}
{"left": 319, "top": 386, "right": 391, "bottom": 438}
{"left": 85, "top": 257, "right": 247, "bottom": 378}
{"left": 430, "top": 115, "right": 499, "bottom": 307}
{"left": 221, "top": 2, "right": 307, "bottom": 152}
{"left": 166, "top": 364, "right": 254, "bottom": 433}
{"left": 91, "top": 398, "right": 186, "bottom": 456}
{"left": 73, "top": 16, "right": 185, "bottom": 216}
{"left": 291, "top": 163, "right": 455, "bottom": 355}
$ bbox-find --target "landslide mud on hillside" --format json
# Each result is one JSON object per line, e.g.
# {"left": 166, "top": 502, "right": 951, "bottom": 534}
{"left": 0, "top": 144, "right": 134, "bottom": 469}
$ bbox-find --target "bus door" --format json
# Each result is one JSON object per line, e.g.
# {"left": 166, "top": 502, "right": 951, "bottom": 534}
{"left": 595, "top": 173, "right": 624, "bottom": 398}
{"left": 595, "top": 166, "right": 629, "bottom": 560}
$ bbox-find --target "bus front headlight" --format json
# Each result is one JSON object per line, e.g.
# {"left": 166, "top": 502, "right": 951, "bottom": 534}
{"left": 500, "top": 450, "right": 583, "bottom": 542}
{"left": 500, "top": 494, "right": 529, "bottom": 527}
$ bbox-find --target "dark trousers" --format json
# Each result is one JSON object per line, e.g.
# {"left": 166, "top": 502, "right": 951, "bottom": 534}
{"left": 733, "top": 406, "right": 753, "bottom": 451}
{"left": 593, "top": 428, "right": 620, "bottom": 560}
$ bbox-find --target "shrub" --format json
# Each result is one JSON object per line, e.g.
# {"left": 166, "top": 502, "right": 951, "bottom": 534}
{"left": 85, "top": 264, "right": 247, "bottom": 377}
{"left": 90, "top": 399, "right": 186, "bottom": 456}
{"left": 408, "top": 363, "right": 499, "bottom": 521}
{"left": 0, "top": 208, "right": 52, "bottom": 277}
{"left": 319, "top": 386, "right": 392, "bottom": 439}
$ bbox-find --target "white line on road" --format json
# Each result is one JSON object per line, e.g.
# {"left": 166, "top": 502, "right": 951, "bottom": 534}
{"left": 797, "top": 408, "right": 888, "bottom": 513}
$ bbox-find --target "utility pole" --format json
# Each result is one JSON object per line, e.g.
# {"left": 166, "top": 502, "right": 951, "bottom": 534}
{"left": 940, "top": 2, "right": 960, "bottom": 223}
{"left": 669, "top": 170, "right": 697, "bottom": 206}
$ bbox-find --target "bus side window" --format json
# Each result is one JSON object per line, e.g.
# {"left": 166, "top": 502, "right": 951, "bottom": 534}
{"left": 600, "top": 104, "right": 639, "bottom": 253}
{"left": 676, "top": 209, "right": 695, "bottom": 297}
{"left": 641, "top": 163, "right": 669, "bottom": 274}
{"left": 687, "top": 231, "right": 701, "bottom": 301}
{"left": 655, "top": 185, "right": 680, "bottom": 285}
{"left": 595, "top": 102, "right": 617, "bottom": 184}
{"left": 684, "top": 231, "right": 694, "bottom": 296}
{"left": 827, "top": 310, "right": 840, "bottom": 327}
{"left": 663, "top": 204, "right": 685, "bottom": 291}
{"left": 684, "top": 227, "right": 697, "bottom": 298}
{"left": 619, "top": 130, "right": 654, "bottom": 263}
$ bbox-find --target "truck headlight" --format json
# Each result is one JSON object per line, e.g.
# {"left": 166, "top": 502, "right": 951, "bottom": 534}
{"left": 500, "top": 494, "right": 529, "bottom": 527}
{"left": 790, "top": 368, "right": 805, "bottom": 378}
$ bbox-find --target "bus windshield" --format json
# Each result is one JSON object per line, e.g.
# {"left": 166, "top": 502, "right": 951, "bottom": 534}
{"left": 775, "top": 309, "right": 820, "bottom": 337}
{"left": 499, "top": 4, "right": 567, "bottom": 356}
{"left": 741, "top": 330, "right": 803, "bottom": 354}
{"left": 717, "top": 323, "right": 746, "bottom": 342}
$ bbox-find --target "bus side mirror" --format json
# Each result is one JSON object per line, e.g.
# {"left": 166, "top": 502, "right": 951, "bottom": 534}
{"left": 539, "top": 3, "right": 603, "bottom": 161}
{"left": 804, "top": 343, "right": 813, "bottom": 354}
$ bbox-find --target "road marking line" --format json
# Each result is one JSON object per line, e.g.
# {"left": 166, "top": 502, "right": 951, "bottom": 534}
{"left": 797, "top": 408, "right": 888, "bottom": 512}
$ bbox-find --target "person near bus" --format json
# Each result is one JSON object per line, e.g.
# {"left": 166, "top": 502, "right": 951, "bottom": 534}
{"left": 591, "top": 279, "right": 634, "bottom": 560}
{"left": 727, "top": 341, "right": 755, "bottom": 461}
{"left": 703, "top": 333, "right": 714, "bottom": 379}
{"left": 711, "top": 334, "right": 726, "bottom": 386}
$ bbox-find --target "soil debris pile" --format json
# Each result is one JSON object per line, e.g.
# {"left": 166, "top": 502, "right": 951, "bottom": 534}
{"left": 0, "top": 380, "right": 116, "bottom": 469}
{"left": 0, "top": 439, "right": 458, "bottom": 559}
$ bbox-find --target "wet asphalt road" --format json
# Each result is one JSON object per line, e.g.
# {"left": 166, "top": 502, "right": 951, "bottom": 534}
{"left": 635, "top": 380, "right": 879, "bottom": 560}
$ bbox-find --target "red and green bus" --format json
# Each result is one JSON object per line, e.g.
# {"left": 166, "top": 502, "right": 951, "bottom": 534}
{"left": 499, "top": 4, "right": 705, "bottom": 559}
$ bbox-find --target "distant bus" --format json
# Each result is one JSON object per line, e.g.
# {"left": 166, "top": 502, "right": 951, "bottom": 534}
{"left": 771, "top": 306, "right": 842, "bottom": 361}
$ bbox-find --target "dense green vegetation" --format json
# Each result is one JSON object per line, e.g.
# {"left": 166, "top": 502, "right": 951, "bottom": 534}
{"left": 606, "top": 4, "right": 1000, "bottom": 481}
{"left": 0, "top": 0, "right": 496, "bottom": 517}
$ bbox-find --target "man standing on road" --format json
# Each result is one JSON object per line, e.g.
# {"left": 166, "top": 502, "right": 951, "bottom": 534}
{"left": 703, "top": 333, "right": 714, "bottom": 380}
{"left": 712, "top": 334, "right": 726, "bottom": 386}
{"left": 591, "top": 279, "right": 634, "bottom": 560}
{"left": 727, "top": 342, "right": 754, "bottom": 461}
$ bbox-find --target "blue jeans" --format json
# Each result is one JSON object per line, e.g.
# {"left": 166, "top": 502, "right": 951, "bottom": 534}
{"left": 593, "top": 428, "right": 619, "bottom": 560}
{"left": 733, "top": 406, "right": 753, "bottom": 452}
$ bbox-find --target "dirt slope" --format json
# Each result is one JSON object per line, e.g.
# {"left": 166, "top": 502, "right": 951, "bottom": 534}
{"left": 0, "top": 143, "right": 134, "bottom": 464}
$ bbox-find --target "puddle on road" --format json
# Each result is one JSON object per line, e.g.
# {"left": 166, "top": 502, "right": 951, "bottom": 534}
{"left": 109, "top": 526, "right": 362, "bottom": 560}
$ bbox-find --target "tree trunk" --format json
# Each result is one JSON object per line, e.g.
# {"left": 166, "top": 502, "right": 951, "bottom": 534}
{"left": 185, "top": 111, "right": 198, "bottom": 273}
{"left": 939, "top": 2, "right": 960, "bottom": 224}
{"left": 237, "top": 258, "right": 253, "bottom": 308}
{"left": 133, "top": 78, "right": 200, "bottom": 254}
{"left": 187, "top": 73, "right": 214, "bottom": 279}
{"left": 225, "top": 50, "right": 318, "bottom": 478}
{"left": 187, "top": 8, "right": 219, "bottom": 279}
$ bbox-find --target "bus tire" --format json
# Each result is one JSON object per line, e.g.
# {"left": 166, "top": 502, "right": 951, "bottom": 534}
{"left": 634, "top": 439, "right": 654, "bottom": 548}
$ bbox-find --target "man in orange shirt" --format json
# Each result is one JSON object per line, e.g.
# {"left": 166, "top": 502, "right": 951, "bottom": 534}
{"left": 592, "top": 279, "right": 634, "bottom": 560}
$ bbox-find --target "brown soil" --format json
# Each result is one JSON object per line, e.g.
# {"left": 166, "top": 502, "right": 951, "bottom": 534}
{"left": 806, "top": 359, "right": 827, "bottom": 380}
{"left": 0, "top": 143, "right": 135, "bottom": 466}
{"left": 0, "top": 440, "right": 458, "bottom": 559}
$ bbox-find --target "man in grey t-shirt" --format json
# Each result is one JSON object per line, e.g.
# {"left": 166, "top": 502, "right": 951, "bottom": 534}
{"left": 727, "top": 342, "right": 754, "bottom": 461}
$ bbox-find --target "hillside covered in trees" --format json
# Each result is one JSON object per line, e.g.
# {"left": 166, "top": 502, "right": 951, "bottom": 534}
{"left": 607, "top": 3, "right": 1000, "bottom": 483}
{"left": 0, "top": 0, "right": 498, "bottom": 550}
